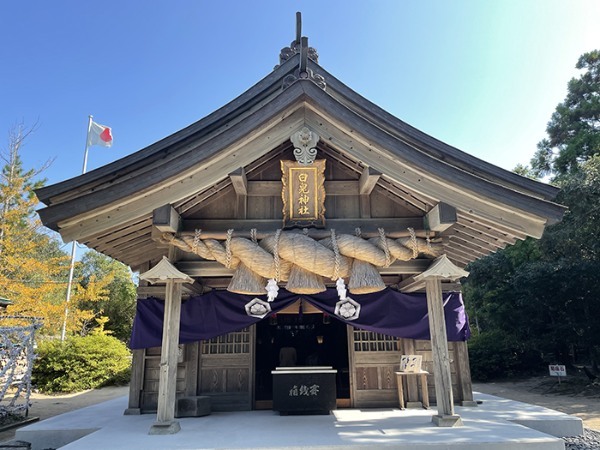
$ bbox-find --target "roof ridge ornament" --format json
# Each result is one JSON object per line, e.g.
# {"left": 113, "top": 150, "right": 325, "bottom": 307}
{"left": 278, "top": 12, "right": 319, "bottom": 66}
{"left": 291, "top": 127, "right": 320, "bottom": 165}
{"left": 278, "top": 13, "right": 326, "bottom": 91}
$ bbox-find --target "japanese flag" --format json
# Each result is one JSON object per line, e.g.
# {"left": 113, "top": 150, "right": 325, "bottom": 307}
{"left": 88, "top": 121, "right": 113, "bottom": 148}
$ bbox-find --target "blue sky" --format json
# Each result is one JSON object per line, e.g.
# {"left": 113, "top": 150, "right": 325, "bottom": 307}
{"left": 1, "top": 0, "right": 599, "bottom": 189}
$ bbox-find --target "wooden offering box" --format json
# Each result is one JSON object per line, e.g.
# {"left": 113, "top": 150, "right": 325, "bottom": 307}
{"left": 272, "top": 366, "right": 337, "bottom": 415}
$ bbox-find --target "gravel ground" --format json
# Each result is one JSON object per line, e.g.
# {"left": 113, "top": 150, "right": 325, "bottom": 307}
{"left": 564, "top": 428, "right": 600, "bottom": 450}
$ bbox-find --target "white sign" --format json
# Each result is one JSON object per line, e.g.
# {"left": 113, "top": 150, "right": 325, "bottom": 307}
{"left": 400, "top": 355, "right": 423, "bottom": 373}
{"left": 549, "top": 364, "right": 566, "bottom": 377}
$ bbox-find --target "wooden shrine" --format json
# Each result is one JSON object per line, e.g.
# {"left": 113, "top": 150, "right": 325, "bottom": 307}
{"left": 36, "top": 17, "right": 564, "bottom": 434}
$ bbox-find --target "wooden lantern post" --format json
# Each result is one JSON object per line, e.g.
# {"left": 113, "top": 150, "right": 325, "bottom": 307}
{"left": 414, "top": 255, "right": 469, "bottom": 427}
{"left": 140, "top": 256, "right": 193, "bottom": 435}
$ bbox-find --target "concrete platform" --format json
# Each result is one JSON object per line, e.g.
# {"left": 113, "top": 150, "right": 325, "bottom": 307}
{"left": 10, "top": 392, "right": 583, "bottom": 450}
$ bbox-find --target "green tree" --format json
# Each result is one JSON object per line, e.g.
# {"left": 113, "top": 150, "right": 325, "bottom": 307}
{"left": 465, "top": 50, "right": 600, "bottom": 379}
{"left": 531, "top": 50, "right": 600, "bottom": 179}
{"left": 465, "top": 156, "right": 600, "bottom": 378}
{"left": 77, "top": 250, "right": 137, "bottom": 341}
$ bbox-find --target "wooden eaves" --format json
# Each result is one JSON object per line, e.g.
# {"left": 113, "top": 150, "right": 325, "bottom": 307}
{"left": 35, "top": 53, "right": 565, "bottom": 270}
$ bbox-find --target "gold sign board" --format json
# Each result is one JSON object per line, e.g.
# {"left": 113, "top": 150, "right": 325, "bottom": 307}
{"left": 281, "top": 160, "right": 326, "bottom": 228}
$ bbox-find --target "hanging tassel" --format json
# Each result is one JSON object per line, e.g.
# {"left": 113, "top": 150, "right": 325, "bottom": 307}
{"left": 285, "top": 264, "right": 326, "bottom": 294}
{"left": 227, "top": 263, "right": 267, "bottom": 295}
{"left": 348, "top": 259, "right": 386, "bottom": 294}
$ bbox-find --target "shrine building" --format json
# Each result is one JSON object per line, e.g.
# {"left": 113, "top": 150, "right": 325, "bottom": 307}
{"left": 35, "top": 22, "right": 564, "bottom": 434}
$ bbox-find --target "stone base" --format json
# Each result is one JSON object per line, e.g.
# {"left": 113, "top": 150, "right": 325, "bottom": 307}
{"left": 460, "top": 400, "right": 479, "bottom": 407}
{"left": 123, "top": 408, "right": 141, "bottom": 415}
{"left": 405, "top": 401, "right": 424, "bottom": 409}
{"left": 431, "top": 414, "right": 463, "bottom": 427}
{"left": 148, "top": 420, "right": 181, "bottom": 435}
{"left": 175, "top": 396, "right": 211, "bottom": 418}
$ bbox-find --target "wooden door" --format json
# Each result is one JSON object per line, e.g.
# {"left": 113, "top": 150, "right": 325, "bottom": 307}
{"left": 198, "top": 326, "right": 255, "bottom": 411}
{"left": 348, "top": 327, "right": 400, "bottom": 408}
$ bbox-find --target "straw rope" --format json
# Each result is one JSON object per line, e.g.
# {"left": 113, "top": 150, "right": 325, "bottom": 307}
{"left": 330, "top": 229, "right": 341, "bottom": 281}
{"left": 162, "top": 228, "right": 443, "bottom": 291}
{"left": 225, "top": 229, "right": 234, "bottom": 269}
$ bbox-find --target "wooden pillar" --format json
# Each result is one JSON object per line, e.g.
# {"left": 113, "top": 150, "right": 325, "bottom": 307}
{"left": 424, "top": 277, "right": 462, "bottom": 426}
{"left": 124, "top": 349, "right": 145, "bottom": 415}
{"left": 125, "top": 261, "right": 149, "bottom": 416}
{"left": 139, "top": 254, "right": 192, "bottom": 435}
{"left": 455, "top": 341, "right": 477, "bottom": 406}
{"left": 149, "top": 279, "right": 182, "bottom": 434}
{"left": 415, "top": 255, "right": 468, "bottom": 427}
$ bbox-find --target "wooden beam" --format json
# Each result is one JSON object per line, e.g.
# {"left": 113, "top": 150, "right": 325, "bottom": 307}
{"left": 397, "top": 276, "right": 461, "bottom": 293}
{"left": 357, "top": 165, "right": 380, "bottom": 219}
{"left": 182, "top": 280, "right": 205, "bottom": 295}
{"left": 153, "top": 205, "right": 181, "bottom": 234}
{"left": 445, "top": 245, "right": 477, "bottom": 263}
{"left": 93, "top": 229, "right": 152, "bottom": 254}
{"left": 247, "top": 180, "right": 360, "bottom": 196}
{"left": 230, "top": 168, "right": 248, "bottom": 219}
{"left": 447, "top": 236, "right": 490, "bottom": 258}
{"left": 180, "top": 218, "right": 426, "bottom": 238}
{"left": 425, "top": 202, "right": 457, "bottom": 232}
{"left": 358, "top": 166, "right": 381, "bottom": 195}
{"left": 397, "top": 276, "right": 423, "bottom": 293}
{"left": 457, "top": 211, "right": 527, "bottom": 240}
{"left": 452, "top": 224, "right": 506, "bottom": 250}
{"left": 86, "top": 217, "right": 153, "bottom": 246}
{"left": 175, "top": 258, "right": 431, "bottom": 277}
{"left": 229, "top": 167, "right": 247, "bottom": 196}
{"left": 137, "top": 281, "right": 204, "bottom": 297}
{"left": 454, "top": 220, "right": 516, "bottom": 247}
{"left": 443, "top": 251, "right": 471, "bottom": 267}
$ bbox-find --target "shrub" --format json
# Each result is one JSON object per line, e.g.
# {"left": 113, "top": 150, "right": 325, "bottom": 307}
{"left": 32, "top": 334, "right": 131, "bottom": 393}
{"left": 468, "top": 330, "right": 544, "bottom": 381}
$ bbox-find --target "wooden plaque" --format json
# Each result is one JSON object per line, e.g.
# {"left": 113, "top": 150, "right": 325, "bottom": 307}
{"left": 281, "top": 160, "right": 326, "bottom": 228}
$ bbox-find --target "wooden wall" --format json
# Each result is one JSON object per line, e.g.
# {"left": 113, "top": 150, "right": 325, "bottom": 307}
{"left": 190, "top": 146, "right": 419, "bottom": 223}
{"left": 346, "top": 329, "right": 472, "bottom": 408}
{"left": 131, "top": 326, "right": 473, "bottom": 412}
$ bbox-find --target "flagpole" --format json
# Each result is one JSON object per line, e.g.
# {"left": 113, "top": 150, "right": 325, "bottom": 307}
{"left": 60, "top": 115, "right": 93, "bottom": 341}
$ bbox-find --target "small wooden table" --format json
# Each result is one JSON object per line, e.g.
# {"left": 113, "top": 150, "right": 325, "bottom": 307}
{"left": 395, "top": 371, "right": 429, "bottom": 409}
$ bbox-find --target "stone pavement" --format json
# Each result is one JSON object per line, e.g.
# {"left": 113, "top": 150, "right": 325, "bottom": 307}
{"left": 5, "top": 392, "right": 583, "bottom": 450}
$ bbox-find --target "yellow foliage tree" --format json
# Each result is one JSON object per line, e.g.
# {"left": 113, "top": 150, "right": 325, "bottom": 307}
{"left": 0, "top": 124, "right": 111, "bottom": 336}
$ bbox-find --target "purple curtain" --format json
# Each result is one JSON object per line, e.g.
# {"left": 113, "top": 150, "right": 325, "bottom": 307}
{"left": 130, "top": 288, "right": 470, "bottom": 349}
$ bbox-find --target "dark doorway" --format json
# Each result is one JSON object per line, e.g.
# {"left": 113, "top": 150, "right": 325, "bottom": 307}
{"left": 254, "top": 312, "right": 350, "bottom": 406}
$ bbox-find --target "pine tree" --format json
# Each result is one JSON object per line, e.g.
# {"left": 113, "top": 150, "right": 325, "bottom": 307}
{"left": 531, "top": 50, "right": 600, "bottom": 179}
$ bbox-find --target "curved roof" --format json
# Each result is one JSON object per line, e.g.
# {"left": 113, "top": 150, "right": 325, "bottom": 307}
{"left": 35, "top": 51, "right": 564, "bottom": 269}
